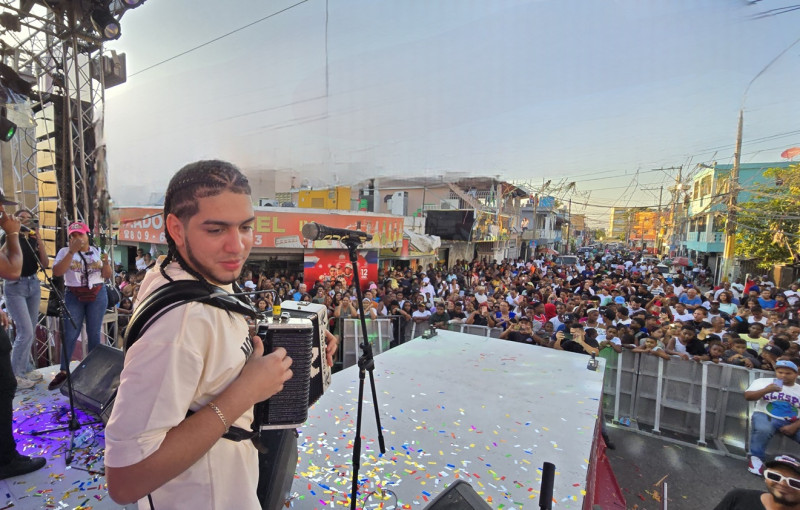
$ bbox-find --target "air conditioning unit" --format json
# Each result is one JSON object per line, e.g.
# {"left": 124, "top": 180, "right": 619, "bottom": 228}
{"left": 389, "top": 191, "right": 408, "bottom": 216}
{"left": 440, "top": 199, "right": 459, "bottom": 210}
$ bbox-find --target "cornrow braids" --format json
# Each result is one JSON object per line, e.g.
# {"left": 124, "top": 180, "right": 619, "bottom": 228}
{"left": 160, "top": 160, "right": 251, "bottom": 287}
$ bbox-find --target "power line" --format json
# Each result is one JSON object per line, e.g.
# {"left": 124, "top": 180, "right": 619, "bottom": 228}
{"left": 129, "top": 0, "right": 310, "bottom": 77}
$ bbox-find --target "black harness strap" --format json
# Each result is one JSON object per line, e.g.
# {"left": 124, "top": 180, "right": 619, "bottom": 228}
{"left": 124, "top": 280, "right": 259, "bottom": 442}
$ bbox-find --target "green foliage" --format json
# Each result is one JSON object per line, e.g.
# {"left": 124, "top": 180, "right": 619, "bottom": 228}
{"left": 734, "top": 163, "right": 800, "bottom": 268}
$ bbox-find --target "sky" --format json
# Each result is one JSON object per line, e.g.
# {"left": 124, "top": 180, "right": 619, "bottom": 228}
{"left": 103, "top": 0, "right": 800, "bottom": 226}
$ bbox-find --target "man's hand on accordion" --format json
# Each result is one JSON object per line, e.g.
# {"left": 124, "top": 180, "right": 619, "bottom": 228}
{"left": 325, "top": 330, "right": 339, "bottom": 368}
{"left": 238, "top": 336, "right": 294, "bottom": 406}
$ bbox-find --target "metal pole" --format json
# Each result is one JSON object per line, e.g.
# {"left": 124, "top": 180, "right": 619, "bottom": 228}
{"left": 70, "top": 34, "right": 90, "bottom": 224}
{"left": 656, "top": 186, "right": 663, "bottom": 254}
{"left": 566, "top": 198, "right": 571, "bottom": 253}
{"left": 719, "top": 110, "right": 743, "bottom": 283}
{"left": 531, "top": 192, "right": 538, "bottom": 261}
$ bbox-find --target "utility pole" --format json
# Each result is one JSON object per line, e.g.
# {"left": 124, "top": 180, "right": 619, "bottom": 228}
{"left": 656, "top": 186, "right": 664, "bottom": 254}
{"left": 566, "top": 198, "right": 572, "bottom": 254}
{"left": 531, "top": 193, "right": 538, "bottom": 260}
{"left": 669, "top": 166, "right": 683, "bottom": 256}
{"left": 719, "top": 110, "right": 743, "bottom": 283}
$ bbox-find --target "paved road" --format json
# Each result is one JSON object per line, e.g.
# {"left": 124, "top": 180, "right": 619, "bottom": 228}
{"left": 606, "top": 426, "right": 764, "bottom": 510}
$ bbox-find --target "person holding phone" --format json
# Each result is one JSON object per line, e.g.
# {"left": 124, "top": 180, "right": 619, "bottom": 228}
{"left": 745, "top": 360, "right": 800, "bottom": 476}
{"left": 555, "top": 324, "right": 599, "bottom": 356}
{"left": 48, "top": 222, "right": 113, "bottom": 391}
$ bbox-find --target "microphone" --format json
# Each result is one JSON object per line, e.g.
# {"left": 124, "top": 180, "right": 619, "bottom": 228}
{"left": 301, "top": 222, "right": 372, "bottom": 243}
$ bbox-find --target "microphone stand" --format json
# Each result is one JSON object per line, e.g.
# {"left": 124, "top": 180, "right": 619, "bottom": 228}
{"left": 343, "top": 235, "right": 386, "bottom": 510}
{"left": 23, "top": 232, "right": 101, "bottom": 465}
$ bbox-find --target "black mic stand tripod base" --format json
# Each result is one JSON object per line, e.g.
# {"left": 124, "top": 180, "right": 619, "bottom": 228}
{"left": 342, "top": 236, "right": 387, "bottom": 510}
{"left": 24, "top": 243, "right": 101, "bottom": 465}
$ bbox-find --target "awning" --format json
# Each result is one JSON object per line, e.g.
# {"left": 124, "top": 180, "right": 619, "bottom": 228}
{"left": 379, "top": 230, "right": 441, "bottom": 260}
{"left": 405, "top": 229, "right": 441, "bottom": 253}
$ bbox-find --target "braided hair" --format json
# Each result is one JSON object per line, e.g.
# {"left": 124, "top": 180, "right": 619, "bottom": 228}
{"left": 159, "top": 160, "right": 251, "bottom": 287}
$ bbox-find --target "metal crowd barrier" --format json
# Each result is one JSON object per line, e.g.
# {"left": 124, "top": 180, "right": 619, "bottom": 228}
{"left": 602, "top": 349, "right": 800, "bottom": 458}
{"left": 334, "top": 318, "right": 798, "bottom": 458}
{"left": 336, "top": 318, "right": 505, "bottom": 369}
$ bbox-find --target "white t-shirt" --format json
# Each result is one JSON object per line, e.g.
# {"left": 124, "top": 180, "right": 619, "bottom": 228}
{"left": 412, "top": 309, "right": 431, "bottom": 320}
{"left": 747, "top": 378, "right": 800, "bottom": 420}
{"left": 105, "top": 262, "right": 259, "bottom": 509}
{"left": 54, "top": 246, "right": 105, "bottom": 288}
{"left": 669, "top": 308, "right": 694, "bottom": 322}
{"left": 135, "top": 257, "right": 148, "bottom": 271}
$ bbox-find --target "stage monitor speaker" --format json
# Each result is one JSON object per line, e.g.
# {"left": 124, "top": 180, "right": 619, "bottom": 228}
{"left": 61, "top": 344, "right": 123, "bottom": 423}
{"left": 423, "top": 480, "right": 492, "bottom": 510}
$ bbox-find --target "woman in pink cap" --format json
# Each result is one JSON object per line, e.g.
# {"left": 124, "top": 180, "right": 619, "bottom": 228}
{"left": 47, "top": 221, "right": 112, "bottom": 390}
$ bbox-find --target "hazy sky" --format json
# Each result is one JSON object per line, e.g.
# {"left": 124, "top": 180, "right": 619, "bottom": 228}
{"left": 104, "top": 0, "right": 800, "bottom": 226}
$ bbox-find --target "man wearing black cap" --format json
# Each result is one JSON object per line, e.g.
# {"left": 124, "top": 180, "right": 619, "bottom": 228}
{"left": 0, "top": 196, "right": 47, "bottom": 479}
{"left": 714, "top": 454, "right": 800, "bottom": 509}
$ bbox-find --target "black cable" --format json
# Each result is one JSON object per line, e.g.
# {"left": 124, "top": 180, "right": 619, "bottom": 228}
{"left": 129, "top": 0, "right": 310, "bottom": 78}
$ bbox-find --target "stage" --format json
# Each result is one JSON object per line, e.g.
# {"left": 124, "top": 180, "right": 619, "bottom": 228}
{"left": 294, "top": 330, "right": 609, "bottom": 509}
{"left": 3, "top": 330, "right": 612, "bottom": 509}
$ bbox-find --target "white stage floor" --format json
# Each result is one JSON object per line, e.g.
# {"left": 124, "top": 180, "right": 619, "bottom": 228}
{"left": 3, "top": 331, "right": 605, "bottom": 509}
{"left": 294, "top": 330, "right": 606, "bottom": 509}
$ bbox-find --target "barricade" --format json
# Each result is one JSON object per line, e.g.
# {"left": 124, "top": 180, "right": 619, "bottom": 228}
{"left": 604, "top": 350, "right": 800, "bottom": 457}
{"left": 338, "top": 319, "right": 504, "bottom": 369}
{"left": 334, "top": 319, "right": 799, "bottom": 458}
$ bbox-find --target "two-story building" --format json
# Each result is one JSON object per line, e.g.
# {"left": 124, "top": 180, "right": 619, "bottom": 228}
{"left": 519, "top": 196, "right": 567, "bottom": 256}
{"left": 682, "top": 161, "right": 793, "bottom": 279}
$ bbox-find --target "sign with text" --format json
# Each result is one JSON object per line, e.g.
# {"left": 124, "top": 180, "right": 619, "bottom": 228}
{"left": 116, "top": 207, "right": 405, "bottom": 249}
{"left": 303, "top": 249, "right": 378, "bottom": 291}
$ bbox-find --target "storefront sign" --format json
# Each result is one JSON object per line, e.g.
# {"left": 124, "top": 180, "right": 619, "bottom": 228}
{"left": 117, "top": 207, "right": 404, "bottom": 250}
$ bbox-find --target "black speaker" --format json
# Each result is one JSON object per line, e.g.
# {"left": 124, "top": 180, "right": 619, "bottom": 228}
{"left": 60, "top": 344, "right": 123, "bottom": 423}
{"left": 423, "top": 480, "right": 492, "bottom": 510}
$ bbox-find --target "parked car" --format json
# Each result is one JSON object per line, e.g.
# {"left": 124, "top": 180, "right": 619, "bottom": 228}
{"left": 553, "top": 255, "right": 578, "bottom": 266}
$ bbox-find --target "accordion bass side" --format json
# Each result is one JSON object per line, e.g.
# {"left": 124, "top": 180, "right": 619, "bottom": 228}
{"left": 254, "top": 314, "right": 328, "bottom": 430}
{"left": 277, "top": 300, "right": 332, "bottom": 404}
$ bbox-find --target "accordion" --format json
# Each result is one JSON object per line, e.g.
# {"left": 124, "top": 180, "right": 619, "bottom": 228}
{"left": 277, "top": 300, "right": 332, "bottom": 400}
{"left": 254, "top": 312, "right": 328, "bottom": 430}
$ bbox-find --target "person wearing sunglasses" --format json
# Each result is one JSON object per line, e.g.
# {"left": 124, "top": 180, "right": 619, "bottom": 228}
{"left": 714, "top": 454, "right": 800, "bottom": 509}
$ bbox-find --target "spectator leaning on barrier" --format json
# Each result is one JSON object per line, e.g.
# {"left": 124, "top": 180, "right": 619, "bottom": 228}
{"left": 745, "top": 360, "right": 800, "bottom": 477}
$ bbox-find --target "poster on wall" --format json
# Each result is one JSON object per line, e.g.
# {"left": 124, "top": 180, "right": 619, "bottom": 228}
{"left": 304, "top": 250, "right": 378, "bottom": 291}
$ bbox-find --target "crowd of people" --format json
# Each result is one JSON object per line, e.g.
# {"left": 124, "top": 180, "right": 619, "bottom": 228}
{"left": 233, "top": 253, "right": 800, "bottom": 376}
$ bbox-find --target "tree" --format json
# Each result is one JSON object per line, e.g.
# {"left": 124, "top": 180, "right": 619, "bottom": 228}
{"left": 734, "top": 164, "right": 800, "bottom": 268}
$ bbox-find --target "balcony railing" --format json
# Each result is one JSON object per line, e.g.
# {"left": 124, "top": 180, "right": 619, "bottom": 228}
{"left": 687, "top": 231, "right": 725, "bottom": 243}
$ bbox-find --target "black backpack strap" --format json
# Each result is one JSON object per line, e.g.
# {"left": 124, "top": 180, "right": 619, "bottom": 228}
{"left": 124, "top": 280, "right": 257, "bottom": 353}
{"left": 122, "top": 279, "right": 258, "bottom": 443}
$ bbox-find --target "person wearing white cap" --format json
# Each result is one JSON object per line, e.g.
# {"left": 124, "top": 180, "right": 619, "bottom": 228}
{"left": 419, "top": 275, "right": 435, "bottom": 307}
{"left": 745, "top": 360, "right": 800, "bottom": 476}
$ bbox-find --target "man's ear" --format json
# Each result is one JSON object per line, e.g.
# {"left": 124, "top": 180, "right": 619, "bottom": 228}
{"left": 165, "top": 214, "right": 185, "bottom": 249}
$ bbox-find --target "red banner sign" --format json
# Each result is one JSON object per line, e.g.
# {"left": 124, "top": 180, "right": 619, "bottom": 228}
{"left": 117, "top": 207, "right": 405, "bottom": 250}
{"left": 303, "top": 249, "right": 378, "bottom": 290}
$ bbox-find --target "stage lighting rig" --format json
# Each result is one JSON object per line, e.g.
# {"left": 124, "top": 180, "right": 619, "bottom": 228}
{"left": 119, "top": 0, "right": 146, "bottom": 8}
{"left": 90, "top": 6, "right": 120, "bottom": 40}
{"left": 0, "top": 107, "right": 17, "bottom": 142}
